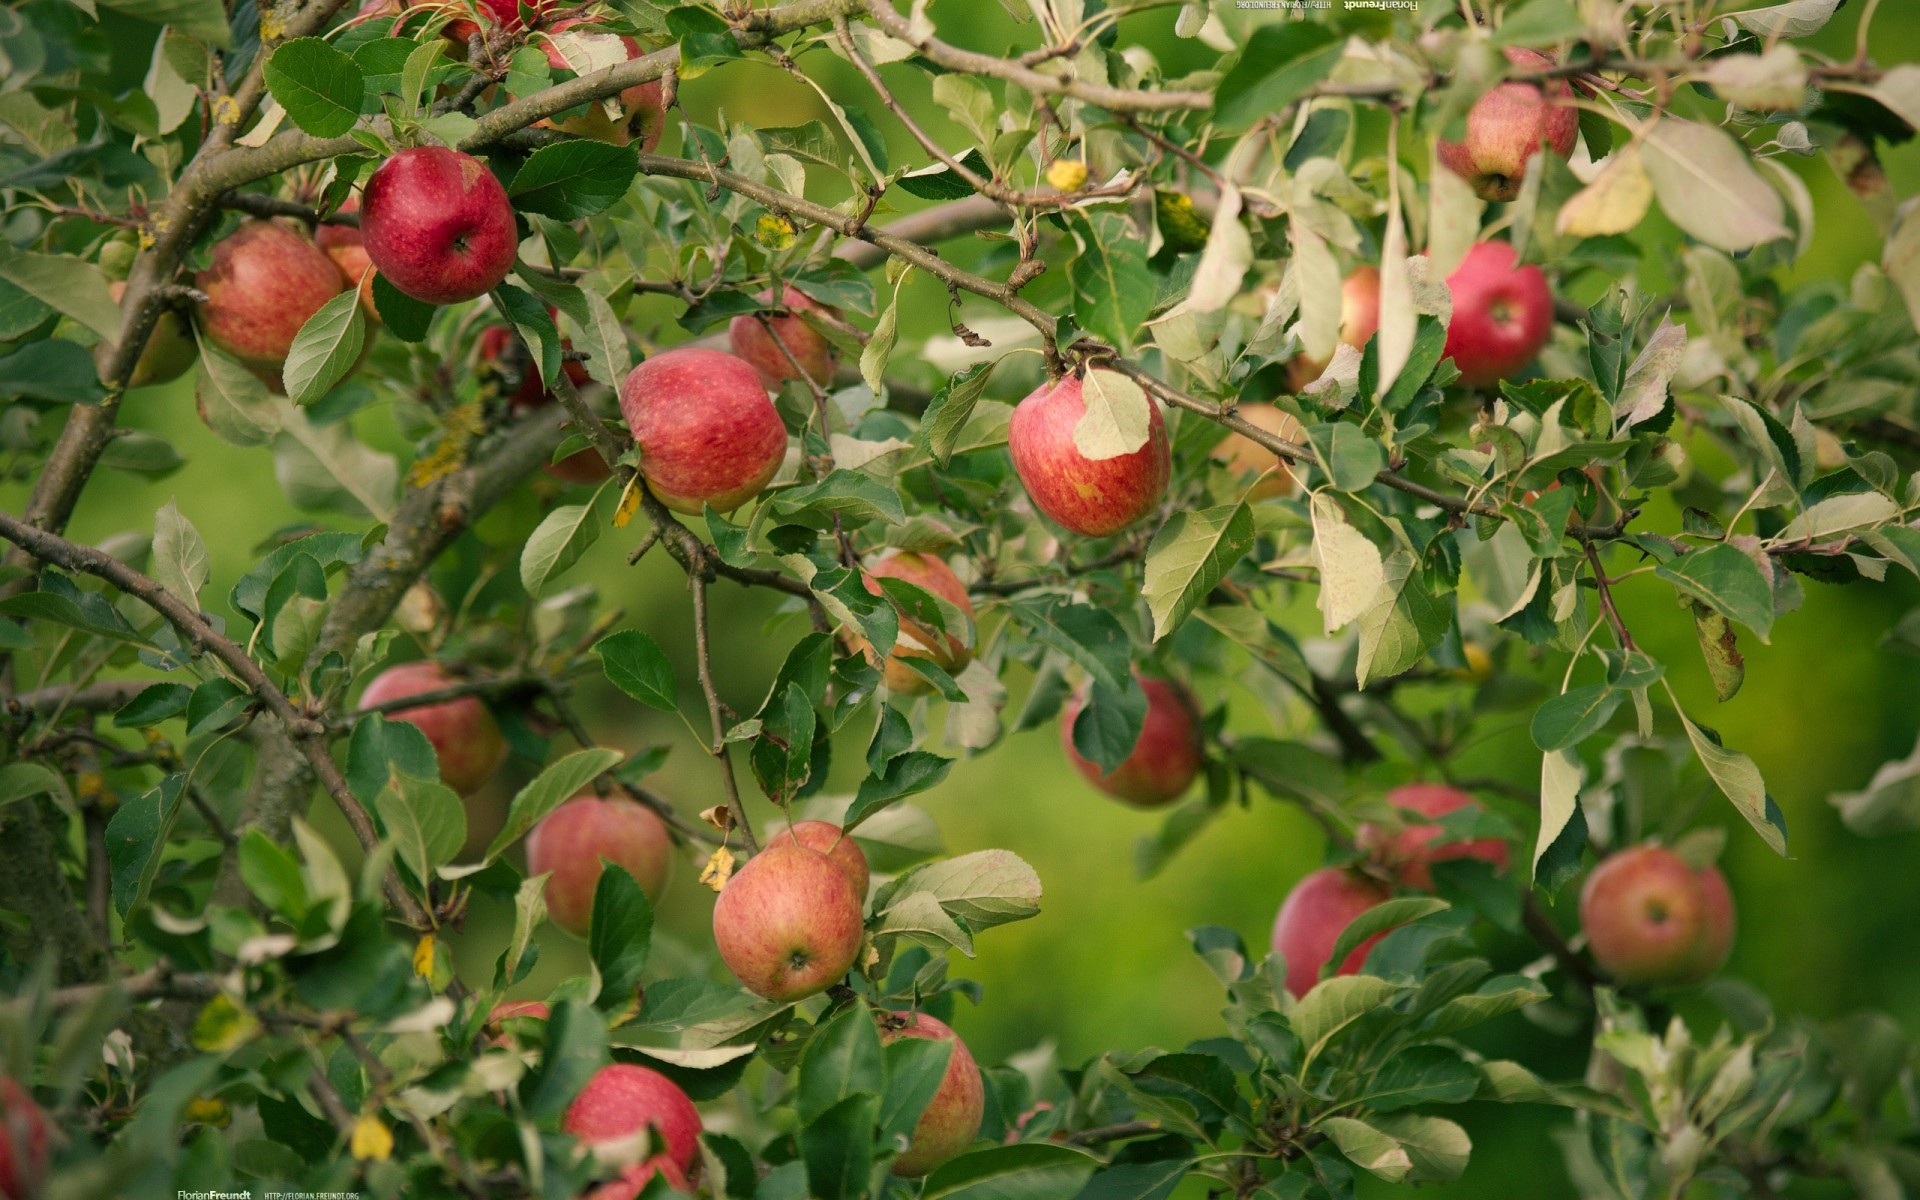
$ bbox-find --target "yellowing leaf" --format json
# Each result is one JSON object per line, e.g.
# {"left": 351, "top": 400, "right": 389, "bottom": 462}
{"left": 413, "top": 933, "right": 436, "bottom": 978}
{"left": 1310, "top": 492, "right": 1386, "bottom": 634}
{"left": 1045, "top": 159, "right": 1089, "bottom": 191}
{"left": 1556, "top": 146, "right": 1653, "bottom": 239}
{"left": 351, "top": 1114, "right": 394, "bottom": 1161}
{"left": 700, "top": 845, "right": 736, "bottom": 892}
{"left": 613, "top": 476, "right": 642, "bottom": 529}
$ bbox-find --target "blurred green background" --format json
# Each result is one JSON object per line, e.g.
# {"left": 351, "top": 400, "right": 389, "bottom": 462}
{"left": 11, "top": 1, "right": 1920, "bottom": 1192}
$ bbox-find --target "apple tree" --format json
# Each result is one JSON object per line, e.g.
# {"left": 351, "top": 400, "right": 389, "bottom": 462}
{"left": 4, "top": 0, "right": 1920, "bottom": 1197}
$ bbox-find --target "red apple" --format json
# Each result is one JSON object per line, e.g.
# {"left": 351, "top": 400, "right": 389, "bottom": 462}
{"left": 851, "top": 551, "right": 974, "bottom": 695}
{"left": 0, "top": 1078, "right": 47, "bottom": 1200}
{"left": 773, "top": 820, "right": 870, "bottom": 899}
{"left": 357, "top": 661, "right": 508, "bottom": 796}
{"left": 1008, "top": 374, "right": 1171, "bottom": 537}
{"left": 360, "top": 146, "right": 518, "bottom": 305}
{"left": 1059, "top": 672, "right": 1203, "bottom": 809}
{"left": 585, "top": 1160, "right": 690, "bottom": 1200}
{"left": 1356, "top": 783, "right": 1509, "bottom": 891}
{"left": 315, "top": 196, "right": 381, "bottom": 321}
{"left": 1682, "top": 863, "right": 1737, "bottom": 984}
{"left": 1442, "top": 240, "right": 1553, "bottom": 388}
{"left": 727, "top": 285, "right": 840, "bottom": 390}
{"left": 618, "top": 347, "right": 788, "bottom": 515}
{"left": 484, "top": 999, "right": 550, "bottom": 1047}
{"left": 479, "top": 324, "right": 611, "bottom": 484}
{"left": 1579, "top": 845, "right": 1736, "bottom": 986}
{"left": 564, "top": 1063, "right": 701, "bottom": 1190}
{"left": 439, "top": 0, "right": 554, "bottom": 44}
{"left": 539, "top": 22, "right": 668, "bottom": 151}
{"left": 525, "top": 794, "right": 673, "bottom": 937}
{"left": 1270, "top": 867, "right": 1392, "bottom": 999}
{"left": 881, "top": 1012, "right": 983, "bottom": 1177}
{"left": 1437, "top": 46, "right": 1578, "bottom": 202}
{"left": 194, "top": 219, "right": 345, "bottom": 369}
{"left": 711, "top": 840, "right": 864, "bottom": 1002}
{"left": 1210, "top": 404, "right": 1306, "bottom": 500}
{"left": 1284, "top": 264, "right": 1382, "bottom": 391}
{"left": 109, "top": 281, "right": 196, "bottom": 389}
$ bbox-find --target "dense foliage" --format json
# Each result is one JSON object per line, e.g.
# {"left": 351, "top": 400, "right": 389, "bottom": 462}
{"left": 4, "top": 0, "right": 1920, "bottom": 1197}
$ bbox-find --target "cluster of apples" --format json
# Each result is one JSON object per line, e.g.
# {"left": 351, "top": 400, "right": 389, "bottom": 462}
{"left": 355, "top": 664, "right": 985, "bottom": 1182}
{"left": 1266, "top": 782, "right": 1736, "bottom": 996}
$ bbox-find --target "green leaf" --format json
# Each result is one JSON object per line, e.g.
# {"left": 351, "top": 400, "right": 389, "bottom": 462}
{"left": 1654, "top": 544, "right": 1773, "bottom": 642}
{"left": 375, "top": 772, "right": 467, "bottom": 887}
{"left": 666, "top": 5, "right": 740, "bottom": 75}
{"left": 1007, "top": 597, "right": 1131, "bottom": 695}
{"left": 1678, "top": 710, "right": 1787, "bottom": 855}
{"left": 922, "top": 1143, "right": 1099, "bottom": 1200}
{"left": 1143, "top": 502, "right": 1253, "bottom": 642}
{"left": 0, "top": 762, "right": 63, "bottom": 808}
{"left": 798, "top": 1094, "right": 877, "bottom": 1200}
{"left": 1293, "top": 975, "right": 1402, "bottom": 1071}
{"left": 96, "top": 0, "right": 231, "bottom": 45}
{"left": 797, "top": 1001, "right": 884, "bottom": 1124}
{"left": 1065, "top": 210, "right": 1153, "bottom": 355}
{"left": 263, "top": 38, "right": 365, "bottom": 138}
{"left": 879, "top": 1035, "right": 954, "bottom": 1145}
{"left": 861, "top": 267, "right": 909, "bottom": 394}
{"left": 1323, "top": 897, "right": 1448, "bottom": 984}
{"left": 283, "top": 289, "right": 368, "bottom": 406}
{"left": 0, "top": 248, "right": 121, "bottom": 340}
{"left": 847, "top": 750, "right": 953, "bottom": 829}
{"left": 1303, "top": 423, "right": 1387, "bottom": 492}
{"left": 1320, "top": 1116, "right": 1412, "bottom": 1183}
{"left": 238, "top": 829, "right": 309, "bottom": 921}
{"left": 594, "top": 630, "right": 677, "bottom": 711}
{"left": 194, "top": 344, "right": 282, "bottom": 447}
{"left": 484, "top": 747, "right": 624, "bottom": 863}
{"left": 921, "top": 359, "right": 1003, "bottom": 466}
{"left": 880, "top": 849, "right": 1041, "bottom": 933}
{"left": 186, "top": 678, "right": 251, "bottom": 737}
{"left": 151, "top": 499, "right": 209, "bottom": 613}
{"left": 1420, "top": 976, "right": 1549, "bottom": 1036}
{"left": 1369, "top": 1113, "right": 1470, "bottom": 1182}
{"left": 520, "top": 1000, "right": 608, "bottom": 1120}
{"left": 1212, "top": 23, "right": 1345, "bottom": 128}
{"left": 520, "top": 487, "right": 611, "bottom": 596}
{"left": 774, "top": 471, "right": 905, "bottom": 527}
{"left": 1349, "top": 1045, "right": 1481, "bottom": 1113}
{"left": 1532, "top": 748, "right": 1584, "bottom": 881}
{"left": 1355, "top": 553, "right": 1450, "bottom": 689}
{"left": 1072, "top": 368, "right": 1152, "bottom": 460}
{"left": 112, "top": 683, "right": 192, "bottom": 728}
{"left": 106, "top": 777, "right": 183, "bottom": 916}
{"left": 1069, "top": 676, "right": 1146, "bottom": 776}
{"left": 508, "top": 140, "right": 638, "bottom": 220}
{"left": 1530, "top": 684, "right": 1624, "bottom": 751}
{"left": 589, "top": 864, "right": 654, "bottom": 1010}
{"left": 494, "top": 282, "right": 561, "bottom": 386}
{"left": 0, "top": 592, "right": 147, "bottom": 646}
{"left": 896, "top": 149, "right": 990, "bottom": 200}
{"left": 371, "top": 274, "right": 434, "bottom": 343}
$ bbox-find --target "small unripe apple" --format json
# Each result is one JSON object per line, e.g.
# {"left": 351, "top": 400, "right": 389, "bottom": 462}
{"left": 618, "top": 347, "right": 788, "bottom": 515}
{"left": 711, "top": 840, "right": 864, "bottom": 1002}
{"left": 1059, "top": 672, "right": 1203, "bottom": 808}
{"left": 850, "top": 551, "right": 974, "bottom": 695}
{"left": 1008, "top": 374, "right": 1171, "bottom": 537}
{"left": 484, "top": 999, "right": 550, "bottom": 1047}
{"left": 727, "top": 286, "right": 840, "bottom": 389}
{"left": 1270, "top": 867, "right": 1391, "bottom": 999}
{"left": 1210, "top": 404, "right": 1306, "bottom": 500}
{"left": 564, "top": 1063, "right": 701, "bottom": 1191}
{"left": 480, "top": 324, "right": 610, "bottom": 484}
{"left": 195, "top": 219, "right": 345, "bottom": 369}
{"left": 360, "top": 146, "right": 518, "bottom": 305}
{"left": 1579, "top": 845, "right": 1736, "bottom": 986}
{"left": 1355, "top": 783, "right": 1509, "bottom": 891}
{"left": 108, "top": 281, "right": 196, "bottom": 389}
{"left": 0, "top": 1078, "right": 48, "bottom": 1200}
{"left": 539, "top": 22, "right": 667, "bottom": 150}
{"left": 314, "top": 196, "right": 381, "bottom": 321}
{"left": 357, "top": 661, "right": 508, "bottom": 796}
{"left": 1442, "top": 241, "right": 1553, "bottom": 388}
{"left": 1437, "top": 46, "right": 1579, "bottom": 202}
{"left": 882, "top": 1012, "right": 983, "bottom": 1176}
{"left": 1284, "top": 264, "right": 1382, "bottom": 391}
{"left": 771, "top": 820, "right": 870, "bottom": 899}
{"left": 525, "top": 794, "right": 673, "bottom": 937}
